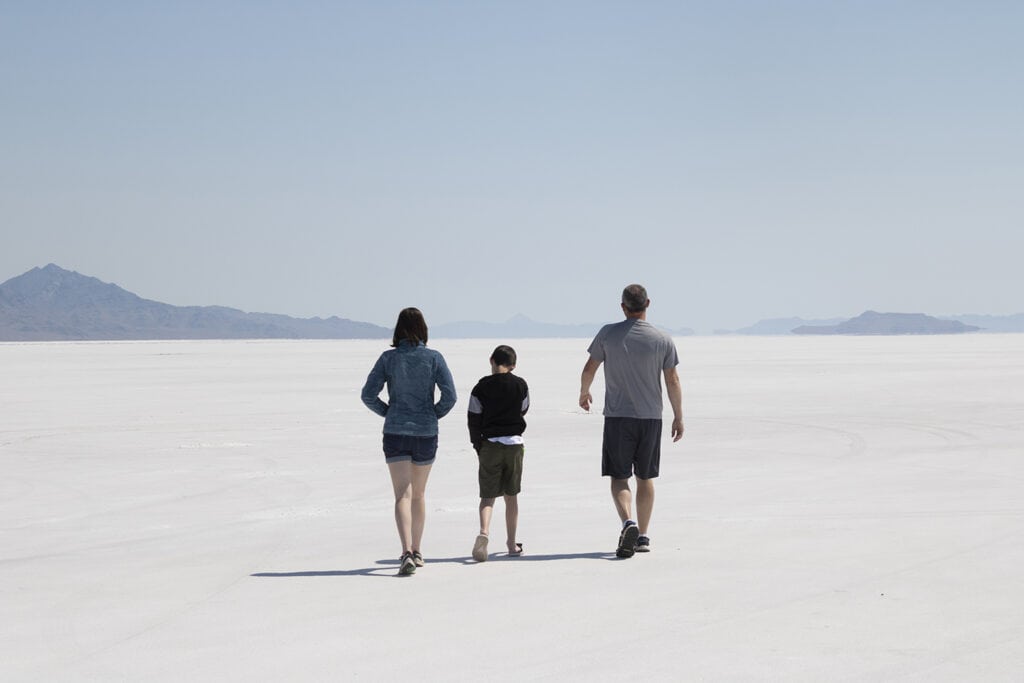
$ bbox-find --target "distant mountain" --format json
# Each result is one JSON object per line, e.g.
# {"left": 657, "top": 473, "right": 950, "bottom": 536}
{"left": 793, "top": 311, "right": 980, "bottom": 335}
{"left": 432, "top": 314, "right": 694, "bottom": 339}
{"left": 714, "top": 316, "right": 848, "bottom": 336}
{"left": 940, "top": 313, "right": 1024, "bottom": 333}
{"left": 0, "top": 264, "right": 390, "bottom": 341}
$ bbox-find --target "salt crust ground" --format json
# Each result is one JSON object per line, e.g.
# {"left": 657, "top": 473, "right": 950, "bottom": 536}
{"left": 2, "top": 335, "right": 1023, "bottom": 682}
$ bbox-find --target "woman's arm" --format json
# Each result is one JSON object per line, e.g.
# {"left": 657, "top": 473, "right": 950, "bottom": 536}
{"left": 360, "top": 355, "right": 389, "bottom": 417}
{"left": 434, "top": 355, "right": 457, "bottom": 418}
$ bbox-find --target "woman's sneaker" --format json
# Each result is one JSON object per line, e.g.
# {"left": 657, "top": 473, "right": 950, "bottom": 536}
{"left": 635, "top": 535, "right": 651, "bottom": 553}
{"left": 398, "top": 551, "right": 417, "bottom": 576}
{"left": 412, "top": 550, "right": 425, "bottom": 567}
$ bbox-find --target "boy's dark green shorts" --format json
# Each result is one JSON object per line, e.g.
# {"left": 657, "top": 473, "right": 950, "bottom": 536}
{"left": 477, "top": 441, "right": 524, "bottom": 498}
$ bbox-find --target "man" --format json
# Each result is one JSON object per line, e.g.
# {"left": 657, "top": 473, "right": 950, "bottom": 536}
{"left": 579, "top": 284, "right": 684, "bottom": 558}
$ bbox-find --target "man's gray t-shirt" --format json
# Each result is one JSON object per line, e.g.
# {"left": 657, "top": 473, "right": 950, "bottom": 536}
{"left": 587, "top": 319, "right": 679, "bottom": 419}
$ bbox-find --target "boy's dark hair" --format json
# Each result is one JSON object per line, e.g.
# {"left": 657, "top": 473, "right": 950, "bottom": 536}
{"left": 490, "top": 344, "right": 517, "bottom": 368}
{"left": 391, "top": 307, "right": 429, "bottom": 347}
{"left": 622, "top": 284, "right": 649, "bottom": 313}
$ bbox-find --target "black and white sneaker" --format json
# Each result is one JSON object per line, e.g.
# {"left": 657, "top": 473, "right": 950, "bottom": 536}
{"left": 635, "top": 535, "right": 651, "bottom": 553}
{"left": 398, "top": 551, "right": 417, "bottom": 576}
{"left": 616, "top": 521, "right": 640, "bottom": 558}
{"left": 412, "top": 551, "right": 425, "bottom": 567}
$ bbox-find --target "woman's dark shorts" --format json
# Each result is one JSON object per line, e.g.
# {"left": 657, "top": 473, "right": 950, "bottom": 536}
{"left": 383, "top": 433, "right": 438, "bottom": 465}
{"left": 602, "top": 417, "right": 662, "bottom": 479}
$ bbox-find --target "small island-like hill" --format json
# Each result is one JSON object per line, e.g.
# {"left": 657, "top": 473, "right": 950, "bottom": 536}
{"left": 793, "top": 310, "right": 980, "bottom": 335}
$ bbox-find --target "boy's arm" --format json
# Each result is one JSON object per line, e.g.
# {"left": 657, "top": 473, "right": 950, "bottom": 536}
{"left": 467, "top": 390, "right": 483, "bottom": 452}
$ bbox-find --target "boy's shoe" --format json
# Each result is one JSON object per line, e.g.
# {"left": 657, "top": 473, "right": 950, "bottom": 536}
{"left": 412, "top": 550, "right": 425, "bottom": 567}
{"left": 472, "top": 534, "right": 489, "bottom": 562}
{"left": 635, "top": 535, "right": 651, "bottom": 553}
{"left": 616, "top": 521, "right": 640, "bottom": 558}
{"left": 398, "top": 551, "right": 417, "bottom": 576}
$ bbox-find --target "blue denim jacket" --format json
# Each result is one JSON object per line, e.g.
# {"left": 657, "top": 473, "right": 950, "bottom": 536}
{"left": 361, "top": 340, "right": 457, "bottom": 436}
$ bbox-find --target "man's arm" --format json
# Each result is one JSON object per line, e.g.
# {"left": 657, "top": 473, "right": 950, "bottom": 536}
{"left": 664, "top": 366, "right": 684, "bottom": 442}
{"left": 579, "top": 357, "right": 602, "bottom": 411}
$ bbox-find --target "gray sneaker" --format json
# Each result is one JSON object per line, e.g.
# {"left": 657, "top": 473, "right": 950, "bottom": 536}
{"left": 635, "top": 535, "right": 651, "bottom": 553}
{"left": 398, "top": 552, "right": 417, "bottom": 576}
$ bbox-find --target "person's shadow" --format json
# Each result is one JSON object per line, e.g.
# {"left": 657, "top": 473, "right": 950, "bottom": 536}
{"left": 251, "top": 551, "right": 618, "bottom": 579}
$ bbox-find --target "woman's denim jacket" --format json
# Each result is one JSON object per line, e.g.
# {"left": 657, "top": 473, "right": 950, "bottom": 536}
{"left": 361, "top": 340, "right": 457, "bottom": 436}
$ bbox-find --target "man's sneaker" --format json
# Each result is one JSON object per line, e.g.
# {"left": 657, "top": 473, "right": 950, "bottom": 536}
{"left": 616, "top": 521, "right": 640, "bottom": 558}
{"left": 635, "top": 535, "right": 651, "bottom": 553}
{"left": 412, "top": 550, "right": 425, "bottom": 567}
{"left": 398, "top": 551, "right": 417, "bottom": 576}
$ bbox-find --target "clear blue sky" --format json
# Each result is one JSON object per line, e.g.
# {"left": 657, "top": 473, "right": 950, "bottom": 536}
{"left": 3, "top": 1, "right": 1021, "bottom": 332}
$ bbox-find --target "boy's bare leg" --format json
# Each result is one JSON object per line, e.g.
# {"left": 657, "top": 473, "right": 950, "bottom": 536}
{"left": 478, "top": 497, "right": 496, "bottom": 535}
{"left": 504, "top": 494, "right": 519, "bottom": 551}
{"left": 635, "top": 477, "right": 655, "bottom": 536}
{"left": 610, "top": 478, "right": 633, "bottom": 523}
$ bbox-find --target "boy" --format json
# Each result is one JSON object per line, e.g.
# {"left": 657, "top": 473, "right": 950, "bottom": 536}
{"left": 468, "top": 345, "right": 530, "bottom": 562}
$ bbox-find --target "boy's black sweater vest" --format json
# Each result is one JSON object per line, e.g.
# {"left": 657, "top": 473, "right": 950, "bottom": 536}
{"left": 468, "top": 373, "right": 529, "bottom": 450}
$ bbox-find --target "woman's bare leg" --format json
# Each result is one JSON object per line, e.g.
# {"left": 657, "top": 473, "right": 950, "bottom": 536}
{"left": 409, "top": 462, "right": 433, "bottom": 552}
{"left": 388, "top": 461, "right": 414, "bottom": 553}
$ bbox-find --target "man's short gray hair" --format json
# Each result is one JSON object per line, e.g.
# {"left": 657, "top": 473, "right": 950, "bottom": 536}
{"left": 622, "top": 284, "right": 649, "bottom": 313}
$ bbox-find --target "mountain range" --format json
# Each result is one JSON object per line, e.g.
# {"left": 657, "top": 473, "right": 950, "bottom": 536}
{"left": 792, "top": 311, "right": 980, "bottom": 335}
{"left": 714, "top": 317, "right": 848, "bottom": 336}
{"left": 0, "top": 265, "right": 646, "bottom": 341}
{"left": 0, "top": 265, "right": 389, "bottom": 341}
{"left": 718, "top": 312, "right": 1023, "bottom": 335}
{"left": 1, "top": 265, "right": 1019, "bottom": 340}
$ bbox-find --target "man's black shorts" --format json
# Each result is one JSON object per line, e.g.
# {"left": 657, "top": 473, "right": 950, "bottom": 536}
{"left": 602, "top": 417, "right": 662, "bottom": 479}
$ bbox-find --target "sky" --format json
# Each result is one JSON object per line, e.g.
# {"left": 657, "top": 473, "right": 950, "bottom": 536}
{"left": 3, "top": 1, "right": 1022, "bottom": 333}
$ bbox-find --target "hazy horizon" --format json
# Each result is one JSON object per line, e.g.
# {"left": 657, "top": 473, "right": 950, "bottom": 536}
{"left": 4, "top": 4, "right": 1022, "bottom": 332}
{"left": 3, "top": 261, "right": 1021, "bottom": 336}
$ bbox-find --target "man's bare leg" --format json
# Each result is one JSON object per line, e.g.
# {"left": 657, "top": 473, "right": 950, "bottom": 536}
{"left": 611, "top": 478, "right": 633, "bottom": 523}
{"left": 635, "top": 477, "right": 655, "bottom": 536}
{"left": 611, "top": 478, "right": 641, "bottom": 557}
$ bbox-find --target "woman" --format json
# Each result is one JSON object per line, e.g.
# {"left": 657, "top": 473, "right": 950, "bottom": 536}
{"left": 361, "top": 307, "right": 457, "bottom": 576}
